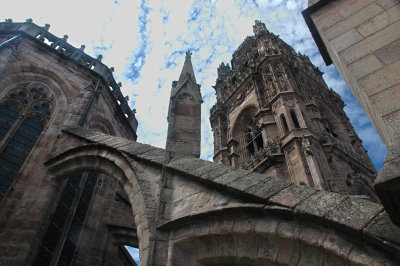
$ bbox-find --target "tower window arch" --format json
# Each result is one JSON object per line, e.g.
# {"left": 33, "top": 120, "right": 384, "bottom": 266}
{"left": 232, "top": 106, "right": 263, "bottom": 164}
{"left": 0, "top": 83, "right": 53, "bottom": 201}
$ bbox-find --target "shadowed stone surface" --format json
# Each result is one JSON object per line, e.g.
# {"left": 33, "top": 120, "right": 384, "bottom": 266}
{"left": 364, "top": 212, "right": 400, "bottom": 246}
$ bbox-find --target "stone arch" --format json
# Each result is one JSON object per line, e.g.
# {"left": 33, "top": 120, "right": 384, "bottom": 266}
{"left": 231, "top": 105, "right": 259, "bottom": 164}
{"left": 85, "top": 114, "right": 116, "bottom": 136}
{"left": 45, "top": 143, "right": 150, "bottom": 265}
{"left": 0, "top": 65, "right": 71, "bottom": 128}
{"left": 168, "top": 210, "right": 393, "bottom": 265}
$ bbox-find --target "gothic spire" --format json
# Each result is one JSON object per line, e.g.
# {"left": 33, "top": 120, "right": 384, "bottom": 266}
{"left": 172, "top": 51, "right": 198, "bottom": 96}
{"left": 166, "top": 52, "right": 202, "bottom": 158}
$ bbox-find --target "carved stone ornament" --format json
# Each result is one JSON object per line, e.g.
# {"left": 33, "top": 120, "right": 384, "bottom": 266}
{"left": 302, "top": 135, "right": 313, "bottom": 155}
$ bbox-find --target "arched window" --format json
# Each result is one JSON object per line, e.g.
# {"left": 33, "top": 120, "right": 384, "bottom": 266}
{"left": 33, "top": 172, "right": 98, "bottom": 266}
{"left": 232, "top": 106, "right": 261, "bottom": 164}
{"left": 280, "top": 114, "right": 289, "bottom": 135}
{"left": 0, "top": 83, "right": 53, "bottom": 201}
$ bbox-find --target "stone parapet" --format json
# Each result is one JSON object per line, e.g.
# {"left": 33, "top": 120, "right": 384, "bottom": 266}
{"left": 0, "top": 20, "right": 138, "bottom": 132}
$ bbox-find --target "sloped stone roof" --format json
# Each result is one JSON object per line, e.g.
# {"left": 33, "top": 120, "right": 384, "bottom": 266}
{"left": 60, "top": 126, "right": 400, "bottom": 258}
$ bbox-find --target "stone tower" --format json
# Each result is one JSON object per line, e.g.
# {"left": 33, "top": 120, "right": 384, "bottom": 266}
{"left": 166, "top": 51, "right": 202, "bottom": 158}
{"left": 210, "top": 20, "right": 378, "bottom": 200}
{"left": 1, "top": 20, "right": 400, "bottom": 266}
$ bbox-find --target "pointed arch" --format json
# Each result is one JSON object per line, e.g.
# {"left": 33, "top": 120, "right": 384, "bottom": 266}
{"left": 44, "top": 144, "right": 150, "bottom": 265}
{"left": 232, "top": 105, "right": 259, "bottom": 164}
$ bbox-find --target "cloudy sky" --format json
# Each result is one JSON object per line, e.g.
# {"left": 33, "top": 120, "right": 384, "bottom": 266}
{"left": 3, "top": 0, "right": 389, "bottom": 263}
{"left": 4, "top": 1, "right": 387, "bottom": 171}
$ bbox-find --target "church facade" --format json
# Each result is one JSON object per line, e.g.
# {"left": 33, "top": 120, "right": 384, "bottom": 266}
{"left": 0, "top": 20, "right": 139, "bottom": 265}
{"left": 0, "top": 20, "right": 399, "bottom": 266}
{"left": 210, "top": 21, "right": 378, "bottom": 201}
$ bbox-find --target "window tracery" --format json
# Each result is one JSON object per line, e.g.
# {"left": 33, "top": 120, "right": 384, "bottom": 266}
{"left": 0, "top": 82, "right": 53, "bottom": 201}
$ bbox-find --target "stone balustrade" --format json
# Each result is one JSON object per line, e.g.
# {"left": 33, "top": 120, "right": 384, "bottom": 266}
{"left": 0, "top": 20, "right": 138, "bottom": 132}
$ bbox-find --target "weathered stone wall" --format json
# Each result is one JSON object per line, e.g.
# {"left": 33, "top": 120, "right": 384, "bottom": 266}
{"left": 72, "top": 175, "right": 136, "bottom": 266}
{"left": 0, "top": 32, "right": 138, "bottom": 265}
{"left": 51, "top": 127, "right": 400, "bottom": 265}
{"left": 210, "top": 21, "right": 376, "bottom": 201}
{"left": 306, "top": 0, "right": 400, "bottom": 147}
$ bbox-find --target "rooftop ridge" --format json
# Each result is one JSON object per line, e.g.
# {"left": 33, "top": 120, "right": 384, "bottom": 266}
{"left": 0, "top": 20, "right": 138, "bottom": 132}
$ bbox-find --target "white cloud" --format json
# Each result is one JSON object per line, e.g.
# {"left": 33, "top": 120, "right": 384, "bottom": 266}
{"left": 2, "top": 0, "right": 387, "bottom": 170}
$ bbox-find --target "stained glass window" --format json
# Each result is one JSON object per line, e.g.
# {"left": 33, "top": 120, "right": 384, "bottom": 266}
{"left": 0, "top": 83, "right": 52, "bottom": 201}
{"left": 33, "top": 172, "right": 98, "bottom": 266}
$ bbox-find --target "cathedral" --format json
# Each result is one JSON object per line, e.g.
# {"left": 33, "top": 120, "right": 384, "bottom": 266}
{"left": 210, "top": 20, "right": 378, "bottom": 201}
{"left": 0, "top": 19, "right": 399, "bottom": 266}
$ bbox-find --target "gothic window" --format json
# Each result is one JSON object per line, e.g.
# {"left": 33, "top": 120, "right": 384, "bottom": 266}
{"left": 0, "top": 83, "right": 53, "bottom": 201}
{"left": 33, "top": 172, "right": 98, "bottom": 266}
{"left": 232, "top": 106, "right": 261, "bottom": 164}
{"left": 280, "top": 114, "right": 289, "bottom": 135}
{"left": 322, "top": 118, "right": 338, "bottom": 138}
{"left": 290, "top": 109, "right": 300, "bottom": 129}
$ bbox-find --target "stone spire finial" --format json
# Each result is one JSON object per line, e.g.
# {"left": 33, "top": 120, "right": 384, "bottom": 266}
{"left": 96, "top": 54, "right": 103, "bottom": 61}
{"left": 185, "top": 51, "right": 192, "bottom": 60}
{"left": 166, "top": 52, "right": 202, "bottom": 158}
{"left": 173, "top": 50, "right": 197, "bottom": 95}
{"left": 253, "top": 20, "right": 269, "bottom": 37}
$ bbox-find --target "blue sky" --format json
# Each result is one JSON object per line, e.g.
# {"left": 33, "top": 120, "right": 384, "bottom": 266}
{"left": 3, "top": 1, "right": 386, "bottom": 170}
{"left": 3, "top": 0, "right": 388, "bottom": 263}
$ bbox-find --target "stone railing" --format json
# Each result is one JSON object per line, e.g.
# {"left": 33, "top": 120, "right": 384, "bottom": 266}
{"left": 0, "top": 20, "right": 138, "bottom": 132}
{"left": 240, "top": 140, "right": 282, "bottom": 170}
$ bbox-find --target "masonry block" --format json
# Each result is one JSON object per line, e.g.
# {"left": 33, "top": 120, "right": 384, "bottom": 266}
{"left": 324, "top": 198, "right": 383, "bottom": 230}
{"left": 348, "top": 54, "right": 383, "bottom": 80}
{"left": 295, "top": 190, "right": 348, "bottom": 217}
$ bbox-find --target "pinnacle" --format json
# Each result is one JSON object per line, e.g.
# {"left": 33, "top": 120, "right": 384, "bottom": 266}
{"left": 173, "top": 51, "right": 197, "bottom": 94}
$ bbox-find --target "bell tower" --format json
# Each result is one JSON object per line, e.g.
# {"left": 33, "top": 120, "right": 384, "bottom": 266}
{"left": 210, "top": 21, "right": 378, "bottom": 201}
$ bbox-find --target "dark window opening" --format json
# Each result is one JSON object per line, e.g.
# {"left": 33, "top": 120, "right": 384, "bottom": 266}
{"left": 0, "top": 102, "right": 19, "bottom": 140}
{"left": 246, "top": 142, "right": 255, "bottom": 157}
{"left": 33, "top": 174, "right": 83, "bottom": 266}
{"left": 255, "top": 133, "right": 264, "bottom": 151}
{"left": 290, "top": 109, "right": 300, "bottom": 129}
{"left": 0, "top": 84, "right": 52, "bottom": 202}
{"left": 58, "top": 173, "right": 98, "bottom": 266}
{"left": 245, "top": 128, "right": 253, "bottom": 144}
{"left": 280, "top": 114, "right": 289, "bottom": 134}
{"left": 33, "top": 172, "right": 98, "bottom": 266}
{"left": 0, "top": 115, "right": 43, "bottom": 201}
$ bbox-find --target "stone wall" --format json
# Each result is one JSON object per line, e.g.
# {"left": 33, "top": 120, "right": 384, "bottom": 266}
{"left": 304, "top": 0, "right": 400, "bottom": 147}
{"left": 0, "top": 29, "right": 138, "bottom": 265}
{"left": 50, "top": 127, "right": 400, "bottom": 265}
